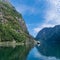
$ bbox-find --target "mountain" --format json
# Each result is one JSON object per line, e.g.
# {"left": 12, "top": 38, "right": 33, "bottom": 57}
{"left": 0, "top": 0, "right": 34, "bottom": 44}
{"left": 36, "top": 25, "right": 60, "bottom": 58}
{"left": 36, "top": 25, "right": 60, "bottom": 46}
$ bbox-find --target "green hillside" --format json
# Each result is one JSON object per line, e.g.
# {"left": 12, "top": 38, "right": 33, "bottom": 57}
{"left": 0, "top": 1, "right": 34, "bottom": 43}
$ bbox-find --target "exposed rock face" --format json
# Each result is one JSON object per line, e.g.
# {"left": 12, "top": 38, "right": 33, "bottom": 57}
{"left": 0, "top": 0, "right": 9, "bottom": 2}
{"left": 0, "top": 0, "right": 34, "bottom": 44}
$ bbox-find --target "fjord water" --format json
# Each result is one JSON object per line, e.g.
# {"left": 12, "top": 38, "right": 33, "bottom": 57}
{"left": 0, "top": 44, "right": 60, "bottom": 60}
{"left": 27, "top": 45, "right": 60, "bottom": 60}
{"left": 0, "top": 45, "right": 31, "bottom": 60}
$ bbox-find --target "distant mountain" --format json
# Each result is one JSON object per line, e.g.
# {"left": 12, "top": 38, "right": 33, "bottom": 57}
{"left": 36, "top": 25, "right": 60, "bottom": 58}
{"left": 0, "top": 0, "right": 34, "bottom": 44}
{"left": 36, "top": 25, "right": 60, "bottom": 46}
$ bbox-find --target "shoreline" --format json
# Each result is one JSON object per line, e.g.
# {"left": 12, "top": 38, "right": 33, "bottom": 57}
{"left": 0, "top": 41, "right": 24, "bottom": 47}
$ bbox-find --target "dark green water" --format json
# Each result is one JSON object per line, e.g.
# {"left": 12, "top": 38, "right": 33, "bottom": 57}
{"left": 0, "top": 44, "right": 60, "bottom": 60}
{"left": 0, "top": 45, "right": 31, "bottom": 60}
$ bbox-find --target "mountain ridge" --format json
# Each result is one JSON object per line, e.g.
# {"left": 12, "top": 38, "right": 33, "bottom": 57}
{"left": 36, "top": 25, "right": 60, "bottom": 58}
{"left": 36, "top": 25, "right": 60, "bottom": 46}
{"left": 0, "top": 0, "right": 35, "bottom": 44}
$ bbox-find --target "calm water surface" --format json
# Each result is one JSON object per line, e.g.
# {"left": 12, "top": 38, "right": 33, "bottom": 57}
{"left": 27, "top": 47, "right": 60, "bottom": 60}
{"left": 27, "top": 46, "right": 60, "bottom": 60}
{"left": 0, "top": 45, "right": 31, "bottom": 60}
{"left": 0, "top": 44, "right": 60, "bottom": 60}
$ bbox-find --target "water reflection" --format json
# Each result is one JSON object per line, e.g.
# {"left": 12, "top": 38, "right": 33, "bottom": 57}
{"left": 0, "top": 43, "right": 60, "bottom": 60}
{"left": 37, "top": 44, "right": 60, "bottom": 59}
{"left": 0, "top": 45, "right": 31, "bottom": 60}
{"left": 27, "top": 47, "right": 60, "bottom": 60}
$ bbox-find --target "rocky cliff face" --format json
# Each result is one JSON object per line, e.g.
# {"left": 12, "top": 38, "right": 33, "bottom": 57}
{"left": 0, "top": 0, "right": 34, "bottom": 43}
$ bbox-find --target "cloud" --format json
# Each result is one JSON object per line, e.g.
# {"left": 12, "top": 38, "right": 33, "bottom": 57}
{"left": 16, "top": 4, "right": 41, "bottom": 15}
{"left": 10, "top": 0, "right": 60, "bottom": 37}
{"left": 34, "top": 27, "right": 41, "bottom": 33}
{"left": 33, "top": 0, "right": 60, "bottom": 36}
{"left": 45, "top": 0, "right": 60, "bottom": 24}
{"left": 33, "top": 23, "right": 55, "bottom": 37}
{"left": 27, "top": 47, "right": 60, "bottom": 60}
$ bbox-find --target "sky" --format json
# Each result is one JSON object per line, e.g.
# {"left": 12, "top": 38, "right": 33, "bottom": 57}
{"left": 27, "top": 47, "right": 60, "bottom": 60}
{"left": 9, "top": 0, "right": 60, "bottom": 37}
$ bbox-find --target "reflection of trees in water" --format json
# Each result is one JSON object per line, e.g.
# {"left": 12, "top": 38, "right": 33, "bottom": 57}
{"left": 0, "top": 45, "right": 32, "bottom": 60}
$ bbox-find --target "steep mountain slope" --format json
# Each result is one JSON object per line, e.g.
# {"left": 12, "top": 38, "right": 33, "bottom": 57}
{"left": 36, "top": 25, "right": 60, "bottom": 58}
{"left": 36, "top": 25, "right": 60, "bottom": 46}
{"left": 0, "top": 0, "right": 34, "bottom": 43}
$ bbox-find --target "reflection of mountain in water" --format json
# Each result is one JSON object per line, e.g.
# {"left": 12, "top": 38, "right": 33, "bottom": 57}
{"left": 27, "top": 47, "right": 60, "bottom": 60}
{"left": 0, "top": 45, "right": 32, "bottom": 60}
{"left": 36, "top": 43, "right": 60, "bottom": 59}
{"left": 36, "top": 25, "right": 60, "bottom": 59}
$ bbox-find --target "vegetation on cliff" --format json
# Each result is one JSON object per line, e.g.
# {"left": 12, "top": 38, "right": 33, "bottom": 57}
{"left": 0, "top": 1, "right": 34, "bottom": 44}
